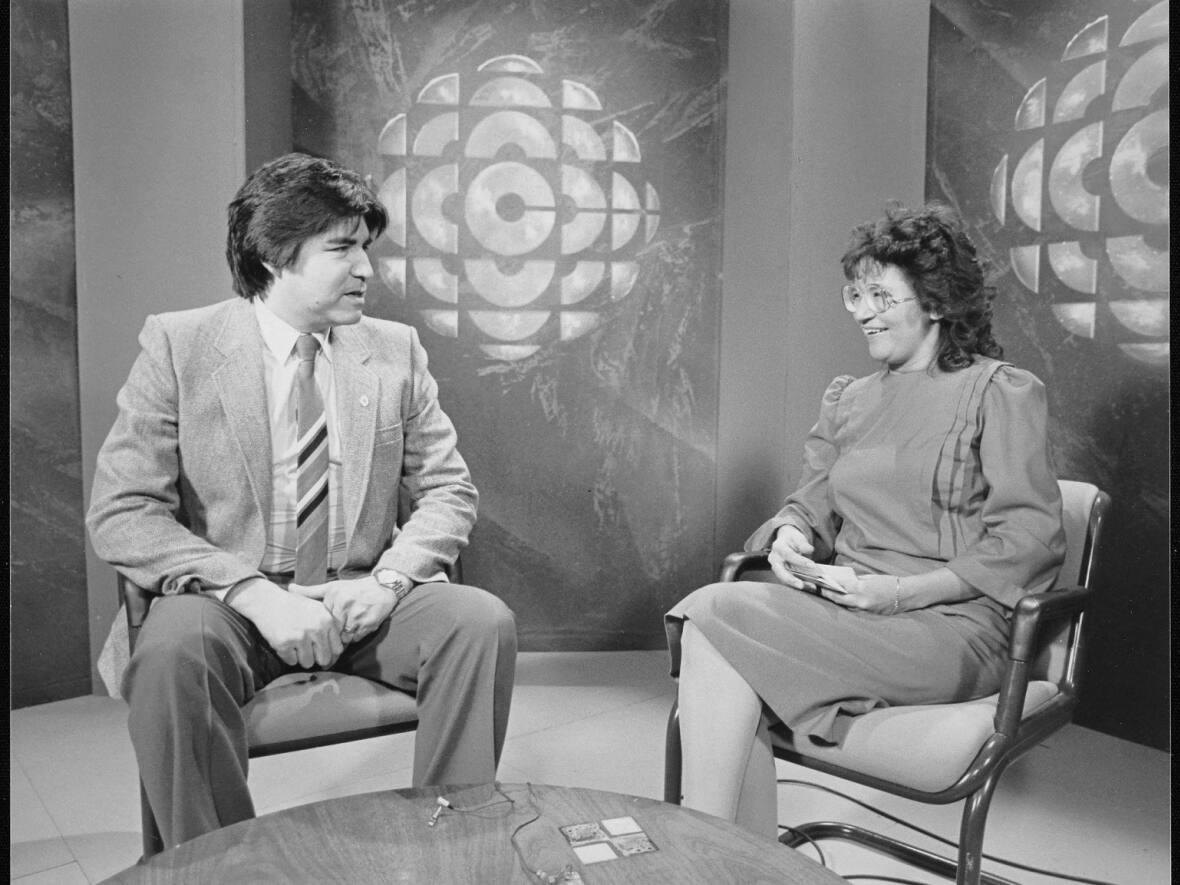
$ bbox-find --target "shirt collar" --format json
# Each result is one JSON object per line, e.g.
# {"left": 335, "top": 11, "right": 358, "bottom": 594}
{"left": 253, "top": 297, "right": 334, "bottom": 363}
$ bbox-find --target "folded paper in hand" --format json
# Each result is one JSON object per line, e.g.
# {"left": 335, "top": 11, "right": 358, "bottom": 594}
{"left": 788, "top": 562, "right": 856, "bottom": 592}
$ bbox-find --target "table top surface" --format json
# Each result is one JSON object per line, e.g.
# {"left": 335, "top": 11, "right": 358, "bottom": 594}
{"left": 105, "top": 782, "right": 846, "bottom": 884}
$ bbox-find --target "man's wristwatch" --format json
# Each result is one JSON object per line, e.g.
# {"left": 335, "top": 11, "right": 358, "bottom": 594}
{"left": 373, "top": 568, "right": 414, "bottom": 604}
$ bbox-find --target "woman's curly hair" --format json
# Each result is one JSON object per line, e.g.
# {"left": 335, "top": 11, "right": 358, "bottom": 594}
{"left": 840, "top": 202, "right": 1003, "bottom": 371}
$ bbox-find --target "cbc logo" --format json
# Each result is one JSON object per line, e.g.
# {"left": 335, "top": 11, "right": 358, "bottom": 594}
{"left": 989, "top": 2, "right": 1168, "bottom": 367}
{"left": 375, "top": 54, "right": 661, "bottom": 361}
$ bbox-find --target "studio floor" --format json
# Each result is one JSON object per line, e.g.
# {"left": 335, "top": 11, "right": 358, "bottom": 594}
{"left": 10, "top": 651, "right": 1171, "bottom": 884}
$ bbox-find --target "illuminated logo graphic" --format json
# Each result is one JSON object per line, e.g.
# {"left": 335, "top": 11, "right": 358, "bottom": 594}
{"left": 989, "top": 2, "right": 1169, "bottom": 367}
{"left": 375, "top": 54, "right": 661, "bottom": 361}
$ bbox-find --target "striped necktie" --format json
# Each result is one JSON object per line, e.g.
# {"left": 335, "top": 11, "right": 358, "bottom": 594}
{"left": 294, "top": 333, "right": 329, "bottom": 585}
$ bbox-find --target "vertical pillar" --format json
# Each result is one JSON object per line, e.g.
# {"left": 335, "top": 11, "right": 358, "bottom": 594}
{"left": 715, "top": 0, "right": 929, "bottom": 560}
{"left": 70, "top": 0, "right": 294, "bottom": 689}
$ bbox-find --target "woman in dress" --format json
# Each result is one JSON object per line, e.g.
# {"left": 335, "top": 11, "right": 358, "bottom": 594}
{"left": 667, "top": 203, "right": 1066, "bottom": 837}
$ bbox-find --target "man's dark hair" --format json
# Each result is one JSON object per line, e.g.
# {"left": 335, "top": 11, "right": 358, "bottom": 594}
{"left": 841, "top": 202, "right": 1003, "bottom": 371}
{"left": 226, "top": 153, "right": 389, "bottom": 299}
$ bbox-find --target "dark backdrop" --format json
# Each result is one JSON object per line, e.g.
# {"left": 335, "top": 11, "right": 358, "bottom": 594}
{"left": 10, "top": 0, "right": 91, "bottom": 707}
{"left": 289, "top": 0, "right": 729, "bottom": 650}
{"left": 927, "top": 0, "right": 1170, "bottom": 750}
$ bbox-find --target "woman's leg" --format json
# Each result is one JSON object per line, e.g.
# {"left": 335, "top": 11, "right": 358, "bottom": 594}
{"left": 678, "top": 621, "right": 778, "bottom": 839}
{"left": 735, "top": 715, "right": 778, "bottom": 838}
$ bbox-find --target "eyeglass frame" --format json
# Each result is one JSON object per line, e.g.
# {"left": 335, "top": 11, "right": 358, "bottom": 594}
{"left": 840, "top": 282, "right": 920, "bottom": 315}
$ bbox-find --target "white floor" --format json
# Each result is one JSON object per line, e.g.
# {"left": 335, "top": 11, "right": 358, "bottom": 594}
{"left": 9, "top": 651, "right": 1171, "bottom": 884}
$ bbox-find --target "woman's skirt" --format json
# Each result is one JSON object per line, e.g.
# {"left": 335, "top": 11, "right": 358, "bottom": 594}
{"left": 666, "top": 580, "right": 1011, "bottom": 743}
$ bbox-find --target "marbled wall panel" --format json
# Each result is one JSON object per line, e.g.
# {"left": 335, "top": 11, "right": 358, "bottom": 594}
{"left": 928, "top": 0, "right": 1169, "bottom": 749}
{"left": 10, "top": 0, "right": 92, "bottom": 706}
{"left": 291, "top": 0, "right": 727, "bottom": 648}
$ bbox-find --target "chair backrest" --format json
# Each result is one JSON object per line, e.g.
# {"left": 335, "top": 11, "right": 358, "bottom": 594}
{"left": 1033, "top": 480, "right": 1110, "bottom": 681}
{"left": 1054, "top": 480, "right": 1106, "bottom": 592}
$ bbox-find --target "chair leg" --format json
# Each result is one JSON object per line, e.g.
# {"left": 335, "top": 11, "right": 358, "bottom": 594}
{"left": 140, "top": 780, "right": 165, "bottom": 860}
{"left": 955, "top": 768, "right": 1004, "bottom": 885}
{"left": 663, "top": 700, "right": 683, "bottom": 805}
{"left": 780, "top": 822, "right": 1019, "bottom": 885}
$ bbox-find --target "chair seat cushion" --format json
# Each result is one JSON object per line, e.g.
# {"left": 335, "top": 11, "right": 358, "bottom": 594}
{"left": 776, "top": 680, "right": 1060, "bottom": 793}
{"left": 245, "top": 672, "right": 418, "bottom": 750}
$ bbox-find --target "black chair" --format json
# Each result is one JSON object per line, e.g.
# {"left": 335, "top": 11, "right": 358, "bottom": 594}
{"left": 664, "top": 480, "right": 1109, "bottom": 885}
{"left": 119, "top": 571, "right": 430, "bottom": 857}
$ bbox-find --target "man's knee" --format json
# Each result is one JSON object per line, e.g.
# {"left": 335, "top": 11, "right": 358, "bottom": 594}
{"left": 461, "top": 585, "right": 516, "bottom": 632}
{"left": 441, "top": 585, "right": 517, "bottom": 650}
{"left": 125, "top": 594, "right": 249, "bottom": 701}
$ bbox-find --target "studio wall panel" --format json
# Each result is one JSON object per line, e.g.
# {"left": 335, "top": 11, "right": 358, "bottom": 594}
{"left": 70, "top": 0, "right": 250, "bottom": 688}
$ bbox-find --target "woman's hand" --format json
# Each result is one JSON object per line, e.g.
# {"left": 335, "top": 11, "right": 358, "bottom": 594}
{"left": 822, "top": 573, "right": 900, "bottom": 614}
{"left": 767, "top": 525, "right": 818, "bottom": 590}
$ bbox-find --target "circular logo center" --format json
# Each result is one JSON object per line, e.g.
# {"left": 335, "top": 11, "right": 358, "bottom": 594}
{"left": 375, "top": 54, "right": 662, "bottom": 362}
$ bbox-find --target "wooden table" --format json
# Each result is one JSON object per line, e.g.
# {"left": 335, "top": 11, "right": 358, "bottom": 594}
{"left": 103, "top": 783, "right": 846, "bottom": 884}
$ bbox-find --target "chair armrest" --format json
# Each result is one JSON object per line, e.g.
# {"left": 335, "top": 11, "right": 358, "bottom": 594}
{"left": 117, "top": 572, "right": 156, "bottom": 653}
{"left": 993, "top": 583, "right": 1092, "bottom": 736}
{"left": 666, "top": 617, "right": 685, "bottom": 679}
{"left": 446, "top": 557, "right": 463, "bottom": 584}
{"left": 720, "top": 551, "right": 771, "bottom": 582}
{"left": 669, "top": 551, "right": 773, "bottom": 677}
{"left": 1009, "top": 584, "right": 1091, "bottom": 662}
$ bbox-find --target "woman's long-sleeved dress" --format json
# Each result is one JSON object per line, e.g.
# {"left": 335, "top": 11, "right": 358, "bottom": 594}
{"left": 666, "top": 357, "right": 1067, "bottom": 743}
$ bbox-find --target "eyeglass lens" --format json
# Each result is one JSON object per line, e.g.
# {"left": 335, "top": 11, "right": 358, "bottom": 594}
{"left": 842, "top": 284, "right": 892, "bottom": 313}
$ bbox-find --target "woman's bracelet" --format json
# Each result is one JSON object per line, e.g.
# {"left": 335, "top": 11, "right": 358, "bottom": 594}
{"left": 890, "top": 577, "right": 902, "bottom": 615}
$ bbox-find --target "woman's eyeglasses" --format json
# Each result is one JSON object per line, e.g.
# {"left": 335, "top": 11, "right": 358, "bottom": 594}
{"left": 841, "top": 283, "right": 918, "bottom": 314}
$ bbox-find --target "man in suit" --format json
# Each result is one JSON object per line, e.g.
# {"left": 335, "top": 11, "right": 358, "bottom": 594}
{"left": 87, "top": 153, "right": 517, "bottom": 848}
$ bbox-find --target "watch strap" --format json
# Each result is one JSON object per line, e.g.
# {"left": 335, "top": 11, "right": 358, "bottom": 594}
{"left": 375, "top": 569, "right": 413, "bottom": 603}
